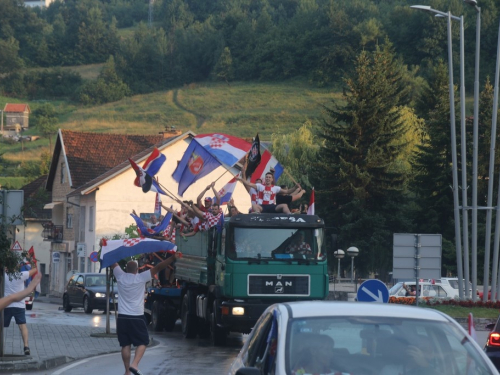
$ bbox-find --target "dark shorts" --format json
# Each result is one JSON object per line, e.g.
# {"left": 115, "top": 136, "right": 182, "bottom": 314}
{"left": 4, "top": 307, "right": 26, "bottom": 327}
{"left": 261, "top": 204, "right": 276, "bottom": 213}
{"left": 117, "top": 314, "right": 149, "bottom": 347}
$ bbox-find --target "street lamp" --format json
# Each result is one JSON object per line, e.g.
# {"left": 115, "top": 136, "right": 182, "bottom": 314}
{"left": 346, "top": 246, "right": 359, "bottom": 283}
{"left": 334, "top": 249, "right": 345, "bottom": 279}
{"left": 410, "top": 5, "right": 465, "bottom": 299}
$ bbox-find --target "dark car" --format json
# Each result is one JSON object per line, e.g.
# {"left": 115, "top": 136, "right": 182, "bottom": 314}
{"left": 485, "top": 316, "right": 500, "bottom": 370}
{"left": 62, "top": 273, "right": 118, "bottom": 314}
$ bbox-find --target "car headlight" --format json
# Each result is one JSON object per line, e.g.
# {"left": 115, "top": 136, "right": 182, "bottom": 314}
{"left": 95, "top": 293, "right": 105, "bottom": 298}
{"left": 114, "top": 294, "right": 118, "bottom": 299}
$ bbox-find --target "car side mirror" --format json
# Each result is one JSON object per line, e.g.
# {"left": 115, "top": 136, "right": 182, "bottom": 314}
{"left": 235, "top": 367, "right": 262, "bottom": 375}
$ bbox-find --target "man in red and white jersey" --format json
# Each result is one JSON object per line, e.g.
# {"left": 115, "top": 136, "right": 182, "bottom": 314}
{"left": 238, "top": 172, "right": 299, "bottom": 213}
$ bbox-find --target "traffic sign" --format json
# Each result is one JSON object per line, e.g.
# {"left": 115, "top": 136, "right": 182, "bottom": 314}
{"left": 10, "top": 241, "right": 22, "bottom": 252}
{"left": 357, "top": 279, "right": 389, "bottom": 303}
{"left": 89, "top": 251, "right": 99, "bottom": 263}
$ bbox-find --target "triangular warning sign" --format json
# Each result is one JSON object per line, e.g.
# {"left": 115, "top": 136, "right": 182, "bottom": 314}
{"left": 10, "top": 241, "right": 22, "bottom": 252}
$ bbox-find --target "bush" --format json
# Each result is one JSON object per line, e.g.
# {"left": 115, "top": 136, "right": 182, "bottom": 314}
{"left": 389, "top": 296, "right": 500, "bottom": 309}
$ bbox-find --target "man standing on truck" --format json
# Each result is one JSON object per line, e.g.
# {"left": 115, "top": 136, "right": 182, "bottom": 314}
{"left": 112, "top": 252, "right": 181, "bottom": 375}
{"left": 237, "top": 173, "right": 300, "bottom": 213}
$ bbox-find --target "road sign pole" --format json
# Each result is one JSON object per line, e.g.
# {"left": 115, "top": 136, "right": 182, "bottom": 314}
{"left": 415, "top": 234, "right": 420, "bottom": 307}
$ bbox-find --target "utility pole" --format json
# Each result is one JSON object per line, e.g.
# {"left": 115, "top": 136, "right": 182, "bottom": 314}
{"left": 148, "top": 0, "right": 154, "bottom": 28}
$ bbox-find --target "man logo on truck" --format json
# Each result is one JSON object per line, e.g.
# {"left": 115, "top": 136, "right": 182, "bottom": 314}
{"left": 275, "top": 287, "right": 284, "bottom": 293}
{"left": 265, "top": 281, "right": 292, "bottom": 287}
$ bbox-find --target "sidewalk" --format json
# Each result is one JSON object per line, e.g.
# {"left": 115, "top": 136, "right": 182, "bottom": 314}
{"left": 0, "top": 296, "right": 122, "bottom": 372}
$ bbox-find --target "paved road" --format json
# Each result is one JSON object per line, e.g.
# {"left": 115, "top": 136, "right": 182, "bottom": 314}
{"left": 0, "top": 297, "right": 244, "bottom": 374}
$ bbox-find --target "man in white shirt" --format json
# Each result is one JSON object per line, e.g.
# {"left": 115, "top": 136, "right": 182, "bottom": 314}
{"left": 111, "top": 252, "right": 181, "bottom": 375}
{"left": 4, "top": 265, "right": 39, "bottom": 355}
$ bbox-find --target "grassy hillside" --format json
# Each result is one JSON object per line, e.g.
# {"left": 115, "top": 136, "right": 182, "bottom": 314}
{"left": 0, "top": 79, "right": 341, "bottom": 173}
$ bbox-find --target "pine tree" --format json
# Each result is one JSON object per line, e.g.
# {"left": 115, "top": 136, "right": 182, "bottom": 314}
{"left": 314, "top": 39, "right": 416, "bottom": 277}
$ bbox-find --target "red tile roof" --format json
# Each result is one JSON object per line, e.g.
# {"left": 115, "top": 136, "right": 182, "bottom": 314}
{"left": 3, "top": 103, "right": 30, "bottom": 113}
{"left": 61, "top": 130, "right": 164, "bottom": 188}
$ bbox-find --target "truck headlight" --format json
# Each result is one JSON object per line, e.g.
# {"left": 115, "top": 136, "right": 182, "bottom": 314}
{"left": 95, "top": 293, "right": 105, "bottom": 298}
{"left": 232, "top": 307, "right": 245, "bottom": 316}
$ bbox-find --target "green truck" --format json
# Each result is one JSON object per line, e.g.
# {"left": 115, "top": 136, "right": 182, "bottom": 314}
{"left": 144, "top": 213, "right": 329, "bottom": 345}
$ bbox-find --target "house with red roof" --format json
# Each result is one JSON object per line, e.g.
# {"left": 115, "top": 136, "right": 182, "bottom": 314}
{"left": 42, "top": 129, "right": 250, "bottom": 296}
{"left": 3, "top": 103, "right": 31, "bottom": 131}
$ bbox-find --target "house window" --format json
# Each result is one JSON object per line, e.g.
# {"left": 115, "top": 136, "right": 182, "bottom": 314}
{"left": 80, "top": 207, "right": 86, "bottom": 242}
{"left": 61, "top": 163, "right": 66, "bottom": 184}
{"left": 89, "top": 206, "right": 94, "bottom": 232}
{"left": 66, "top": 207, "right": 73, "bottom": 229}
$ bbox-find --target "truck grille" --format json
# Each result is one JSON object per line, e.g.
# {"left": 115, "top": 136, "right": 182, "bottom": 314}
{"left": 248, "top": 274, "right": 310, "bottom": 296}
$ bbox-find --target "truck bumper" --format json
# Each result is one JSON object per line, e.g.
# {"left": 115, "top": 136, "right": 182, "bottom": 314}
{"left": 219, "top": 301, "right": 270, "bottom": 334}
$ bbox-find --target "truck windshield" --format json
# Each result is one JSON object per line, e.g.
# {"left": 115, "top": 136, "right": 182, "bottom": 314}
{"left": 228, "top": 227, "right": 324, "bottom": 260}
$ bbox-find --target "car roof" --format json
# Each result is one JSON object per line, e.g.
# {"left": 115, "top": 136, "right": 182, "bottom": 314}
{"left": 277, "top": 301, "right": 452, "bottom": 322}
{"left": 72, "top": 273, "right": 105, "bottom": 277}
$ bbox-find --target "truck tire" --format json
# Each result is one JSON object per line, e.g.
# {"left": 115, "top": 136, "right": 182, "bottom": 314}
{"left": 211, "top": 301, "right": 227, "bottom": 346}
{"left": 152, "top": 300, "right": 164, "bottom": 332}
{"left": 181, "top": 291, "right": 198, "bottom": 339}
{"left": 164, "top": 306, "right": 178, "bottom": 332}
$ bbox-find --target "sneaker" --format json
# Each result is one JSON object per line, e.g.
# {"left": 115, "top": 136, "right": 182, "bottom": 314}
{"left": 24, "top": 346, "right": 30, "bottom": 355}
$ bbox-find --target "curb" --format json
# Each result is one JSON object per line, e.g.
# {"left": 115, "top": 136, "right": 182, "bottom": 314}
{"left": 0, "top": 336, "right": 158, "bottom": 372}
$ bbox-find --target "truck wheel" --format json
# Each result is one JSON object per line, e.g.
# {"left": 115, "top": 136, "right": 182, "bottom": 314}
{"left": 83, "top": 296, "right": 93, "bottom": 314}
{"left": 181, "top": 292, "right": 197, "bottom": 338}
{"left": 63, "top": 295, "right": 72, "bottom": 312}
{"left": 211, "top": 302, "right": 226, "bottom": 346}
{"left": 152, "top": 300, "right": 164, "bottom": 332}
{"left": 164, "top": 306, "right": 178, "bottom": 332}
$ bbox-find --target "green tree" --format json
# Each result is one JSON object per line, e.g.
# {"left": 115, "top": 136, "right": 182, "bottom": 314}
{"left": 271, "top": 121, "right": 320, "bottom": 189}
{"left": 313, "top": 39, "right": 416, "bottom": 278}
{"left": 79, "top": 55, "right": 130, "bottom": 104}
{"left": 34, "top": 103, "right": 58, "bottom": 149}
{"left": 413, "top": 60, "right": 458, "bottom": 275}
{"left": 0, "top": 37, "right": 24, "bottom": 73}
{"left": 212, "top": 46, "right": 233, "bottom": 84}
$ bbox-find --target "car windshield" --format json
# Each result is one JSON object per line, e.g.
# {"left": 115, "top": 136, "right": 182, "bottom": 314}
{"left": 287, "top": 316, "right": 494, "bottom": 375}
{"left": 388, "top": 282, "right": 403, "bottom": 295}
{"left": 85, "top": 275, "right": 115, "bottom": 287}
{"left": 227, "top": 227, "right": 324, "bottom": 260}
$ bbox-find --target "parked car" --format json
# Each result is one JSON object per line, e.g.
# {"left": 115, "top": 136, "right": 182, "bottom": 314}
{"left": 228, "top": 301, "right": 497, "bottom": 375}
{"left": 485, "top": 314, "right": 500, "bottom": 371}
{"left": 389, "top": 281, "right": 459, "bottom": 299}
{"left": 62, "top": 273, "right": 117, "bottom": 314}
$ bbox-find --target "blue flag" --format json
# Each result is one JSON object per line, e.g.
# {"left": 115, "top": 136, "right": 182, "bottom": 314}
{"left": 172, "top": 139, "right": 221, "bottom": 196}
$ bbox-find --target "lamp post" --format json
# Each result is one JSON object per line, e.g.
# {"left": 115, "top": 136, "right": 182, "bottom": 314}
{"left": 461, "top": 0, "right": 482, "bottom": 302}
{"left": 334, "top": 249, "right": 345, "bottom": 279}
{"left": 346, "top": 246, "right": 359, "bottom": 283}
{"left": 410, "top": 5, "right": 465, "bottom": 298}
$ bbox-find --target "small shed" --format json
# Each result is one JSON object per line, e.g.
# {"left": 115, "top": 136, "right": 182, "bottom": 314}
{"left": 3, "top": 103, "right": 31, "bottom": 131}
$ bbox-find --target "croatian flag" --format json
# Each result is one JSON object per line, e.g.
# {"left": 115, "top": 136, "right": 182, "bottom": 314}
{"left": 129, "top": 158, "right": 167, "bottom": 195}
{"left": 307, "top": 188, "right": 315, "bottom": 215}
{"left": 100, "top": 237, "right": 177, "bottom": 269}
{"left": 216, "top": 177, "right": 238, "bottom": 205}
{"left": 172, "top": 139, "right": 221, "bottom": 196}
{"left": 250, "top": 150, "right": 284, "bottom": 183}
{"left": 130, "top": 211, "right": 172, "bottom": 237}
{"left": 143, "top": 148, "right": 166, "bottom": 176}
{"left": 195, "top": 133, "right": 251, "bottom": 167}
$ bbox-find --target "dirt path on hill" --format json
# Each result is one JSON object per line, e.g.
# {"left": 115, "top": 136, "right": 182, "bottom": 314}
{"left": 172, "top": 89, "right": 206, "bottom": 128}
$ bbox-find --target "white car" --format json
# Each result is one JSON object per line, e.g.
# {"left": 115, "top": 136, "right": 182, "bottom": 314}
{"left": 389, "top": 281, "right": 459, "bottom": 299}
{"left": 228, "top": 301, "right": 498, "bottom": 375}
